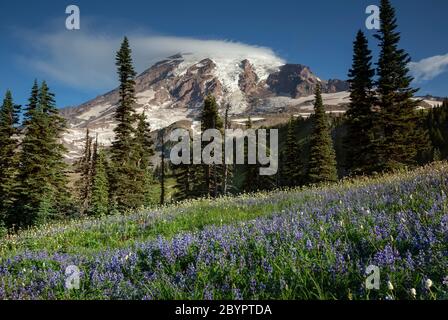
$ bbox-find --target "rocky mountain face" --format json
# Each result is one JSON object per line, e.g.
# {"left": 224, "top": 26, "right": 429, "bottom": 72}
{"left": 266, "top": 64, "right": 347, "bottom": 98}
{"left": 60, "top": 53, "right": 351, "bottom": 161}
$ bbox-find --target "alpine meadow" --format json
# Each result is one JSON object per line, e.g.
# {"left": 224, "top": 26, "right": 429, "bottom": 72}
{"left": 0, "top": 0, "right": 447, "bottom": 305}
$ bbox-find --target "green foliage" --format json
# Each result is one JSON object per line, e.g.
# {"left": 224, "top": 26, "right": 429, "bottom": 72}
{"left": 74, "top": 129, "right": 94, "bottom": 214}
{"left": 1, "top": 163, "right": 447, "bottom": 300}
{"left": 15, "top": 81, "right": 71, "bottom": 227}
{"left": 90, "top": 150, "right": 109, "bottom": 217}
{"left": 173, "top": 137, "right": 196, "bottom": 202}
{"left": 307, "top": 85, "right": 338, "bottom": 184}
{"left": 281, "top": 118, "right": 303, "bottom": 187}
{"left": 345, "top": 30, "right": 378, "bottom": 175}
{"left": 174, "top": 164, "right": 194, "bottom": 202}
{"left": 374, "top": 0, "right": 430, "bottom": 171}
{"left": 426, "top": 99, "right": 448, "bottom": 159}
{"left": 222, "top": 103, "right": 234, "bottom": 195}
{"left": 134, "top": 113, "right": 156, "bottom": 206}
{"left": 23, "top": 80, "right": 38, "bottom": 126}
{"left": 240, "top": 117, "right": 276, "bottom": 192}
{"left": 109, "top": 37, "right": 155, "bottom": 211}
{"left": 109, "top": 37, "right": 138, "bottom": 210}
{"left": 197, "top": 95, "right": 224, "bottom": 197}
{"left": 0, "top": 90, "right": 21, "bottom": 225}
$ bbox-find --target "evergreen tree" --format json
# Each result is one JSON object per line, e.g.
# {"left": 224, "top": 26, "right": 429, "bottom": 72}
{"left": 109, "top": 37, "right": 142, "bottom": 210}
{"left": 75, "top": 129, "right": 93, "bottom": 214}
{"left": 90, "top": 146, "right": 109, "bottom": 217}
{"left": 159, "top": 129, "right": 166, "bottom": 205}
{"left": 173, "top": 133, "right": 195, "bottom": 201}
{"left": 134, "top": 113, "right": 155, "bottom": 206}
{"left": 374, "top": 0, "right": 430, "bottom": 171}
{"left": 426, "top": 99, "right": 448, "bottom": 159}
{"left": 241, "top": 120, "right": 276, "bottom": 193}
{"left": 345, "top": 30, "right": 377, "bottom": 175}
{"left": 174, "top": 163, "right": 193, "bottom": 202}
{"left": 281, "top": 118, "right": 303, "bottom": 187}
{"left": 307, "top": 84, "right": 338, "bottom": 184}
{"left": 15, "top": 81, "right": 70, "bottom": 227}
{"left": 0, "top": 91, "right": 21, "bottom": 226}
{"left": 189, "top": 164, "right": 207, "bottom": 199}
{"left": 23, "top": 80, "right": 39, "bottom": 126}
{"left": 241, "top": 118, "right": 258, "bottom": 192}
{"left": 39, "top": 81, "right": 71, "bottom": 217}
{"left": 222, "top": 103, "right": 234, "bottom": 195}
{"left": 199, "top": 95, "right": 223, "bottom": 197}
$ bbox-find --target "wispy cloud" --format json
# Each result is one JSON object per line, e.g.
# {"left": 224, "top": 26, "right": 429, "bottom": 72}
{"left": 15, "top": 29, "right": 283, "bottom": 91}
{"left": 409, "top": 54, "right": 448, "bottom": 82}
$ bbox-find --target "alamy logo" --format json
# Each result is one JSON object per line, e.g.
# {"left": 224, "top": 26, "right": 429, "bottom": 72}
{"left": 65, "top": 5, "right": 80, "bottom": 30}
{"left": 365, "top": 5, "right": 380, "bottom": 30}
{"left": 170, "top": 128, "right": 279, "bottom": 176}
{"left": 365, "top": 265, "right": 380, "bottom": 290}
{"left": 65, "top": 265, "right": 80, "bottom": 290}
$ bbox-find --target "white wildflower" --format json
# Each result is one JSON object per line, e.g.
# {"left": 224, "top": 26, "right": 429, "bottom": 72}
{"left": 425, "top": 279, "right": 433, "bottom": 290}
{"left": 387, "top": 281, "right": 394, "bottom": 291}
{"left": 410, "top": 288, "right": 417, "bottom": 298}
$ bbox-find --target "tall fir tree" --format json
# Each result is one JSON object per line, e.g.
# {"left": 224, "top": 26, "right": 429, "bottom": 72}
{"left": 242, "top": 118, "right": 258, "bottom": 192}
{"left": 241, "top": 119, "right": 276, "bottom": 193}
{"left": 281, "top": 118, "right": 303, "bottom": 187}
{"left": 23, "top": 80, "right": 39, "bottom": 126}
{"left": 345, "top": 30, "right": 377, "bottom": 175}
{"left": 90, "top": 140, "right": 109, "bottom": 216}
{"left": 173, "top": 133, "right": 195, "bottom": 201}
{"left": 307, "top": 84, "right": 338, "bottom": 184}
{"left": 75, "top": 129, "right": 93, "bottom": 214}
{"left": 174, "top": 164, "right": 193, "bottom": 201}
{"left": 199, "top": 95, "right": 223, "bottom": 197}
{"left": 222, "top": 103, "right": 234, "bottom": 195}
{"left": 159, "top": 129, "right": 166, "bottom": 205}
{"left": 15, "top": 81, "right": 70, "bottom": 227}
{"left": 0, "top": 91, "right": 21, "bottom": 226}
{"left": 134, "top": 113, "right": 155, "bottom": 206}
{"left": 109, "top": 37, "right": 142, "bottom": 210}
{"left": 40, "top": 81, "right": 71, "bottom": 217}
{"left": 374, "top": 0, "right": 430, "bottom": 171}
{"left": 426, "top": 99, "right": 448, "bottom": 159}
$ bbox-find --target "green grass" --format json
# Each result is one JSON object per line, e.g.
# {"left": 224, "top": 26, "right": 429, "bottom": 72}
{"left": 1, "top": 163, "right": 441, "bottom": 259}
{"left": 1, "top": 163, "right": 447, "bottom": 300}
{"left": 0, "top": 190, "right": 309, "bottom": 257}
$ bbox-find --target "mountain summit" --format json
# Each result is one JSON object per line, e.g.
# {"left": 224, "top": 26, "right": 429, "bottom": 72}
{"left": 60, "top": 53, "right": 350, "bottom": 160}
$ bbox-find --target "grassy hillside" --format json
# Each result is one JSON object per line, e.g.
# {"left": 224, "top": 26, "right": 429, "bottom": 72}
{"left": 0, "top": 163, "right": 447, "bottom": 300}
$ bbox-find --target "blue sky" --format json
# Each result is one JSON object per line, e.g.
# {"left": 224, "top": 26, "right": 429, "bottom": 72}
{"left": 1, "top": 0, "right": 448, "bottom": 108}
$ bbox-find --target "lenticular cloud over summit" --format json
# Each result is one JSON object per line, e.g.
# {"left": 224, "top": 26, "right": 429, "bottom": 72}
{"left": 18, "top": 30, "right": 285, "bottom": 92}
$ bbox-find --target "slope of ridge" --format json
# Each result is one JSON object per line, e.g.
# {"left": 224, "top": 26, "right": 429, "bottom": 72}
{"left": 1, "top": 163, "right": 447, "bottom": 300}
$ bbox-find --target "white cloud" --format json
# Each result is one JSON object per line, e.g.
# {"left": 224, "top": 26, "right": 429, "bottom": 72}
{"left": 16, "top": 30, "right": 284, "bottom": 91}
{"left": 409, "top": 54, "right": 448, "bottom": 82}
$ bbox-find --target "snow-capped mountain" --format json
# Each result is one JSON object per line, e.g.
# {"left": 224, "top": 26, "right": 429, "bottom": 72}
{"left": 60, "top": 53, "right": 350, "bottom": 160}
{"left": 60, "top": 53, "right": 444, "bottom": 161}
